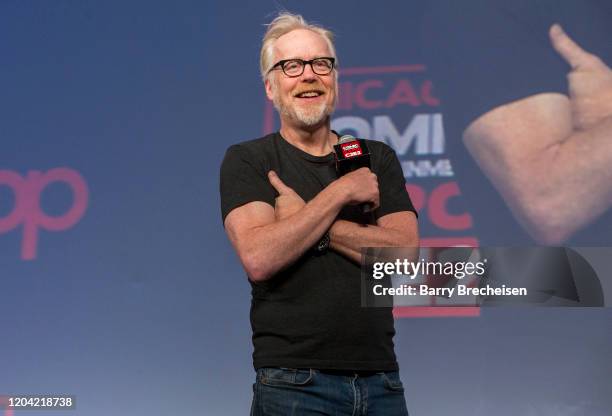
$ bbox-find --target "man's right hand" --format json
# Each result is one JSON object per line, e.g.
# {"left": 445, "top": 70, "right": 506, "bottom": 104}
{"left": 334, "top": 167, "right": 380, "bottom": 210}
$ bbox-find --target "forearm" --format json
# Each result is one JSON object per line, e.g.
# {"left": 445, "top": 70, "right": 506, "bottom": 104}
{"left": 239, "top": 183, "right": 347, "bottom": 281}
{"left": 329, "top": 218, "right": 418, "bottom": 264}
{"left": 518, "top": 115, "right": 612, "bottom": 241}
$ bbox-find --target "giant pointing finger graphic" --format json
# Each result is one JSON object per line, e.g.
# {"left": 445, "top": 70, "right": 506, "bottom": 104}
{"left": 549, "top": 23, "right": 603, "bottom": 70}
{"left": 548, "top": 23, "right": 612, "bottom": 130}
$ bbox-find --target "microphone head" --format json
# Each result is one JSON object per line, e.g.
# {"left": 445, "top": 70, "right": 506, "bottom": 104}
{"left": 333, "top": 135, "right": 371, "bottom": 176}
{"left": 338, "top": 134, "right": 356, "bottom": 144}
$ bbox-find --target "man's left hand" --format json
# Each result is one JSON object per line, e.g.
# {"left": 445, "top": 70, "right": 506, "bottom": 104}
{"left": 268, "top": 171, "right": 306, "bottom": 220}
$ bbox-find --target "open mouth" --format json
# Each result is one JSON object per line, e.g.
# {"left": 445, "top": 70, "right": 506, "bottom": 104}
{"left": 294, "top": 90, "right": 325, "bottom": 99}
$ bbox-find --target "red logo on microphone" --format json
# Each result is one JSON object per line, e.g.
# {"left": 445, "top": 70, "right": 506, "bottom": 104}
{"left": 340, "top": 142, "right": 363, "bottom": 158}
{"left": 0, "top": 167, "right": 89, "bottom": 260}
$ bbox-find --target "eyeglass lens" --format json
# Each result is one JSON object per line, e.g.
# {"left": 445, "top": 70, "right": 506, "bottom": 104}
{"left": 283, "top": 58, "right": 333, "bottom": 76}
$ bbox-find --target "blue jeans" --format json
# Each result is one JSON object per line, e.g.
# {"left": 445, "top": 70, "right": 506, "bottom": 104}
{"left": 251, "top": 367, "right": 409, "bottom": 415}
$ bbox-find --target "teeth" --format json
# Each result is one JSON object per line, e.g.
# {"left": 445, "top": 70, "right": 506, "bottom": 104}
{"left": 298, "top": 91, "right": 321, "bottom": 98}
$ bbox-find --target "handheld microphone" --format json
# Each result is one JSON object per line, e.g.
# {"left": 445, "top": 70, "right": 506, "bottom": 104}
{"left": 333, "top": 134, "right": 374, "bottom": 213}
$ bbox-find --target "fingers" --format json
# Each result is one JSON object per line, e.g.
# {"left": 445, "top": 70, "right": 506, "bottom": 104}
{"left": 549, "top": 24, "right": 595, "bottom": 70}
{"left": 343, "top": 167, "right": 379, "bottom": 208}
{"left": 369, "top": 194, "right": 380, "bottom": 211}
{"left": 371, "top": 177, "right": 380, "bottom": 209}
{"left": 268, "top": 170, "right": 293, "bottom": 195}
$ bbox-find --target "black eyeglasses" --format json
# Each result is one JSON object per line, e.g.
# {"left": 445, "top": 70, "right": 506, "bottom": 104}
{"left": 268, "top": 57, "right": 336, "bottom": 77}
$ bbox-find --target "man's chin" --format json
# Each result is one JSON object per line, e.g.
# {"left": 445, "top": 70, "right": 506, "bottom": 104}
{"left": 296, "top": 115, "right": 326, "bottom": 127}
{"left": 275, "top": 100, "right": 334, "bottom": 129}
{"left": 293, "top": 107, "right": 333, "bottom": 128}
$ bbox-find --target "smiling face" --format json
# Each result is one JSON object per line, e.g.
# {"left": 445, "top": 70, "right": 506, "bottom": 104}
{"left": 265, "top": 29, "right": 337, "bottom": 130}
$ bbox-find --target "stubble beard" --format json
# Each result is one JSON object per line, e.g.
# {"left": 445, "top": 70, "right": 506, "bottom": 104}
{"left": 271, "top": 83, "right": 336, "bottom": 128}
{"left": 280, "top": 100, "right": 332, "bottom": 128}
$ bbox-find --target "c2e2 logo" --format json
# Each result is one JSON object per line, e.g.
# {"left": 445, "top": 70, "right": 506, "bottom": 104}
{"left": 0, "top": 167, "right": 89, "bottom": 260}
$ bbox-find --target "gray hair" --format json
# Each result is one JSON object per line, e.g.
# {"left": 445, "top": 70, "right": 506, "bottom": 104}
{"left": 260, "top": 12, "right": 336, "bottom": 82}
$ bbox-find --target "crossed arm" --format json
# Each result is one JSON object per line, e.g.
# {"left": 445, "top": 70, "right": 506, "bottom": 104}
{"left": 463, "top": 24, "right": 612, "bottom": 244}
{"left": 224, "top": 169, "right": 419, "bottom": 282}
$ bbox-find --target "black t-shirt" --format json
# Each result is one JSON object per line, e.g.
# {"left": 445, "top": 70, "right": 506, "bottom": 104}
{"left": 220, "top": 132, "right": 416, "bottom": 371}
{"left": 423, "top": 0, "right": 612, "bottom": 245}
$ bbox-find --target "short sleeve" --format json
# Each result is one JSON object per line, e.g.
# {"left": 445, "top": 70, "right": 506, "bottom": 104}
{"left": 374, "top": 144, "right": 418, "bottom": 220}
{"left": 219, "top": 144, "right": 276, "bottom": 224}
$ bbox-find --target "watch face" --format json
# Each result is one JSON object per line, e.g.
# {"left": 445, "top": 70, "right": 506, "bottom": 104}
{"left": 317, "top": 233, "right": 330, "bottom": 252}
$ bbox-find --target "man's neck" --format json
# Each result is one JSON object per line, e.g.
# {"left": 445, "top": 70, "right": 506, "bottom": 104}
{"left": 279, "top": 121, "right": 338, "bottom": 157}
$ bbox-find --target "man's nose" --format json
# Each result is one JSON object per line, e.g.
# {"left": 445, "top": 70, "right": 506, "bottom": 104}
{"left": 300, "top": 63, "right": 317, "bottom": 81}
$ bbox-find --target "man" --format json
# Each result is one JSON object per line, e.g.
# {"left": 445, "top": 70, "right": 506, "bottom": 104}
{"left": 220, "top": 12, "right": 418, "bottom": 415}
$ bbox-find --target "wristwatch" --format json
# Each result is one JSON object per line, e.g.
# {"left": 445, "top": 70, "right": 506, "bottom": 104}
{"left": 314, "top": 232, "right": 331, "bottom": 254}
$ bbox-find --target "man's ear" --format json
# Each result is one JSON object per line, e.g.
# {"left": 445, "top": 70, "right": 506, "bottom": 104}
{"left": 265, "top": 76, "right": 274, "bottom": 101}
